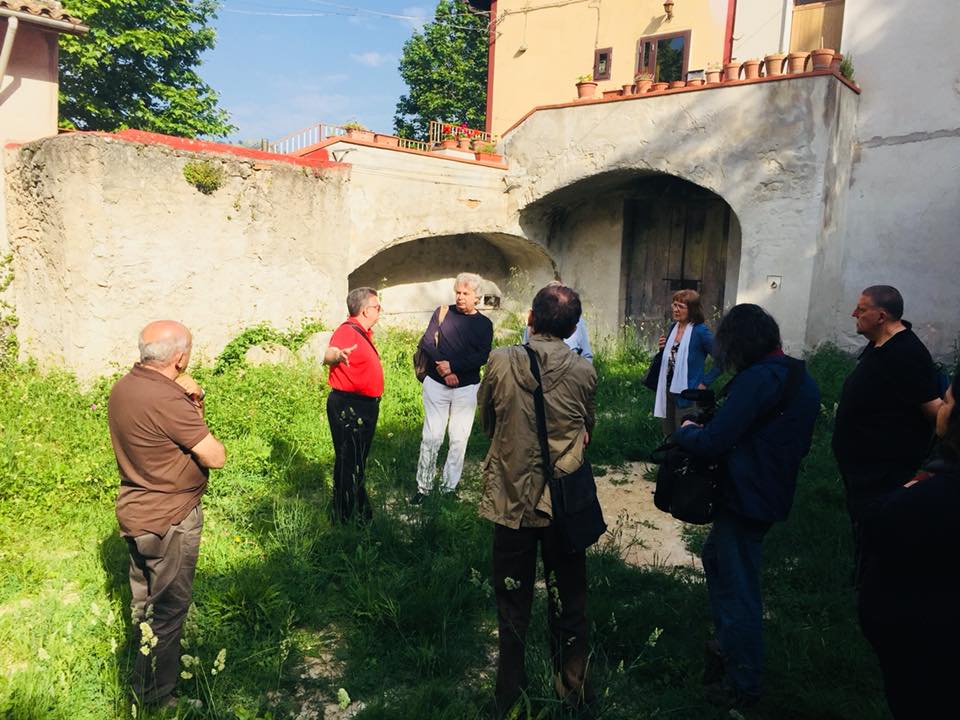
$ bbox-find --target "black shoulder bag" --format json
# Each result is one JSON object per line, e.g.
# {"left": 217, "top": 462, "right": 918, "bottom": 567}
{"left": 523, "top": 345, "right": 607, "bottom": 554}
{"left": 651, "top": 358, "right": 805, "bottom": 525}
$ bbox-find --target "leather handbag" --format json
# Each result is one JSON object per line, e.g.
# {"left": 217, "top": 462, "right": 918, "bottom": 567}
{"left": 643, "top": 349, "right": 663, "bottom": 390}
{"left": 413, "top": 305, "right": 448, "bottom": 382}
{"left": 523, "top": 345, "right": 607, "bottom": 553}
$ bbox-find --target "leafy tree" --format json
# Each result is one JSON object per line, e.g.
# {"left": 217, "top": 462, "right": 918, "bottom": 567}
{"left": 58, "top": 0, "right": 234, "bottom": 138}
{"left": 394, "top": 0, "right": 488, "bottom": 140}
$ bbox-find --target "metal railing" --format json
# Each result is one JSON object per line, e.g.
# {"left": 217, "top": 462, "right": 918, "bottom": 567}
{"left": 268, "top": 121, "right": 493, "bottom": 155}
{"left": 268, "top": 123, "right": 346, "bottom": 154}
{"left": 428, "top": 120, "right": 498, "bottom": 147}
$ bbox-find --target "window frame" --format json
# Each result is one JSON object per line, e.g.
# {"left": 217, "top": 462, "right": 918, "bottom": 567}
{"left": 635, "top": 30, "right": 691, "bottom": 82}
{"left": 593, "top": 47, "right": 613, "bottom": 81}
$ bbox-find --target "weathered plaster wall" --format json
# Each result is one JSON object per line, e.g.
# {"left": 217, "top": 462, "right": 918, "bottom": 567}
{"left": 5, "top": 134, "right": 351, "bottom": 376}
{"left": 833, "top": 0, "right": 960, "bottom": 358}
{"left": 548, "top": 194, "right": 624, "bottom": 337}
{"left": 731, "top": 0, "right": 787, "bottom": 61}
{"left": 0, "top": 21, "right": 59, "bottom": 143}
{"left": 503, "top": 75, "right": 860, "bottom": 353}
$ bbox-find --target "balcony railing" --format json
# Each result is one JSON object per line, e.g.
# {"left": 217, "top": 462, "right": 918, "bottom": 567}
{"left": 428, "top": 120, "right": 498, "bottom": 146}
{"left": 268, "top": 123, "right": 346, "bottom": 154}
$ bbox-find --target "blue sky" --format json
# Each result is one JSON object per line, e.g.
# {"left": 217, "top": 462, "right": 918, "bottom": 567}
{"left": 202, "top": 1, "right": 433, "bottom": 143}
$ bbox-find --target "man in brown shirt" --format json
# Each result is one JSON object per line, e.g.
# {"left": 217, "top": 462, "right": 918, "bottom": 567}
{"left": 108, "top": 320, "right": 225, "bottom": 707}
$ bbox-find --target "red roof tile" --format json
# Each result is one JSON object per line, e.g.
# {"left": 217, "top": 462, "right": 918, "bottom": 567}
{"left": 0, "top": 1, "right": 88, "bottom": 32}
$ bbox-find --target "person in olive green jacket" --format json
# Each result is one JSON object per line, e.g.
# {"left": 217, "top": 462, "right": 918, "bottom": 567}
{"left": 477, "top": 284, "right": 597, "bottom": 717}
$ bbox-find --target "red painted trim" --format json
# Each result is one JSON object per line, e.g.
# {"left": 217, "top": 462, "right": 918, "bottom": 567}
{"left": 484, "top": 0, "right": 497, "bottom": 135}
{"left": 501, "top": 69, "right": 859, "bottom": 138}
{"left": 297, "top": 135, "right": 509, "bottom": 169}
{"left": 53, "top": 129, "right": 345, "bottom": 168}
{"left": 723, "top": 0, "right": 737, "bottom": 64}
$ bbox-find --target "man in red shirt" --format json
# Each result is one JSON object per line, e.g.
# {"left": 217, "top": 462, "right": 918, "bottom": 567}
{"left": 324, "top": 287, "right": 384, "bottom": 522}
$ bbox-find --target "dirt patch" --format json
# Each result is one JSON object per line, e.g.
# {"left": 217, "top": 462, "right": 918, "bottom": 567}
{"left": 595, "top": 462, "right": 701, "bottom": 569}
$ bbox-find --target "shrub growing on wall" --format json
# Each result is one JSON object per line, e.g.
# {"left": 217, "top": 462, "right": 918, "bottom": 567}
{"left": 182, "top": 160, "right": 225, "bottom": 195}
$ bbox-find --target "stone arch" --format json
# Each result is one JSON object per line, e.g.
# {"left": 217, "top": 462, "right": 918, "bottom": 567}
{"left": 518, "top": 170, "right": 742, "bottom": 339}
{"left": 348, "top": 232, "right": 557, "bottom": 329}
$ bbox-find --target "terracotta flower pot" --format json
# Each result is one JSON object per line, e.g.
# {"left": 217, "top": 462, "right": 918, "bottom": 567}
{"left": 811, "top": 48, "right": 835, "bottom": 70}
{"left": 742, "top": 59, "right": 761, "bottom": 80}
{"left": 705, "top": 69, "right": 721, "bottom": 84}
{"left": 602, "top": 89, "right": 621, "bottom": 99}
{"left": 831, "top": 52, "right": 844, "bottom": 73}
{"left": 475, "top": 151, "right": 501, "bottom": 163}
{"left": 622, "top": 83, "right": 635, "bottom": 95}
{"left": 687, "top": 78, "right": 705, "bottom": 87}
{"left": 440, "top": 138, "right": 457, "bottom": 150}
{"left": 458, "top": 137, "right": 472, "bottom": 151}
{"left": 764, "top": 53, "right": 787, "bottom": 77}
{"left": 576, "top": 81, "right": 598, "bottom": 99}
{"left": 669, "top": 80, "right": 686, "bottom": 89}
{"left": 787, "top": 51, "right": 809, "bottom": 74}
{"left": 723, "top": 61, "right": 741, "bottom": 82}
{"left": 635, "top": 79, "right": 653, "bottom": 93}
{"left": 650, "top": 81, "right": 669, "bottom": 92}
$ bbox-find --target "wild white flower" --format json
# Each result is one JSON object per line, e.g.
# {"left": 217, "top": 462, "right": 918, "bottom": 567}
{"left": 337, "top": 688, "right": 351, "bottom": 709}
{"left": 37, "top": 647, "right": 50, "bottom": 661}
{"left": 211, "top": 647, "right": 226, "bottom": 675}
{"left": 139, "top": 646, "right": 150, "bottom": 656}
{"left": 181, "top": 654, "right": 195, "bottom": 668}
{"left": 110, "top": 638, "right": 118, "bottom": 653}
{"left": 180, "top": 670, "right": 193, "bottom": 680}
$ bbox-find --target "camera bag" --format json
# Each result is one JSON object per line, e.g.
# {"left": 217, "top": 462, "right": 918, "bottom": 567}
{"left": 524, "top": 344, "right": 607, "bottom": 554}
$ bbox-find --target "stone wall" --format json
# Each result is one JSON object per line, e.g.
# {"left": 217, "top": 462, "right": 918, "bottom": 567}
{"left": 5, "top": 133, "right": 351, "bottom": 377}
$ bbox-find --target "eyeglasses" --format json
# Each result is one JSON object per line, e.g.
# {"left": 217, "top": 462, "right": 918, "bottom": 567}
{"left": 672, "top": 302, "right": 688, "bottom": 309}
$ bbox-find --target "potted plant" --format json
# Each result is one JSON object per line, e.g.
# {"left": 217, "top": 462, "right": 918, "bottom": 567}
{"left": 764, "top": 52, "right": 787, "bottom": 77}
{"left": 342, "top": 121, "right": 374, "bottom": 142}
{"left": 458, "top": 135, "right": 472, "bottom": 151}
{"left": 839, "top": 54, "right": 855, "bottom": 81}
{"left": 669, "top": 80, "right": 686, "bottom": 89}
{"left": 742, "top": 58, "right": 762, "bottom": 80}
{"left": 811, "top": 47, "right": 835, "bottom": 70}
{"left": 787, "top": 51, "right": 809, "bottom": 74}
{"left": 439, "top": 132, "right": 458, "bottom": 150}
{"left": 622, "top": 82, "right": 635, "bottom": 95}
{"left": 723, "top": 59, "right": 741, "bottom": 82}
{"left": 475, "top": 141, "right": 500, "bottom": 162}
{"left": 575, "top": 73, "right": 598, "bottom": 99}
{"left": 705, "top": 62, "right": 722, "bottom": 84}
{"left": 634, "top": 73, "right": 654, "bottom": 93}
{"left": 650, "top": 81, "right": 669, "bottom": 92}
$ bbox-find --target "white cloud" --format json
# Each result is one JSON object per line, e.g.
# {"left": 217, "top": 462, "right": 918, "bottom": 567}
{"left": 350, "top": 51, "right": 391, "bottom": 68}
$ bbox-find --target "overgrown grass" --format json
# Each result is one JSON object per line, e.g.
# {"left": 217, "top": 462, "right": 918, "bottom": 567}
{"left": 0, "top": 331, "right": 888, "bottom": 719}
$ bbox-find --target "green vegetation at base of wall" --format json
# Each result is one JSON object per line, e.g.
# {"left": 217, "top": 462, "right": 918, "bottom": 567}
{"left": 0, "top": 331, "right": 888, "bottom": 719}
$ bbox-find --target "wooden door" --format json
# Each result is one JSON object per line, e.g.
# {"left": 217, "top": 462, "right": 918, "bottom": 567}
{"left": 790, "top": 0, "right": 845, "bottom": 53}
{"left": 623, "top": 179, "right": 730, "bottom": 338}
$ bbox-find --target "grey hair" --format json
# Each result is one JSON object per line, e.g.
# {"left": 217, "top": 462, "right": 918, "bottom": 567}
{"left": 347, "top": 287, "right": 378, "bottom": 316}
{"left": 138, "top": 331, "right": 190, "bottom": 366}
{"left": 454, "top": 272, "right": 482, "bottom": 295}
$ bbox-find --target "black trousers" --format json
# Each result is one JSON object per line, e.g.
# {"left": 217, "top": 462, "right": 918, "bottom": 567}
{"left": 492, "top": 523, "right": 591, "bottom": 714}
{"left": 842, "top": 462, "right": 916, "bottom": 582}
{"left": 326, "top": 390, "right": 379, "bottom": 523}
{"left": 127, "top": 505, "right": 203, "bottom": 705}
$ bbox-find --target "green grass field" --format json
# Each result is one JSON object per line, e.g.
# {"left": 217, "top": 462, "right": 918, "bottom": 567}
{"left": 0, "top": 328, "right": 890, "bottom": 719}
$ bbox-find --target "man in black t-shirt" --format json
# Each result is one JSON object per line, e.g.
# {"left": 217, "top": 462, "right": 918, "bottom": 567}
{"left": 832, "top": 286, "right": 942, "bottom": 560}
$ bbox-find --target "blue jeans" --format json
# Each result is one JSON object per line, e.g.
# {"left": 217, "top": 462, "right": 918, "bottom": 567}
{"left": 701, "top": 507, "right": 771, "bottom": 698}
